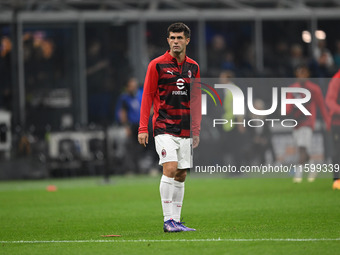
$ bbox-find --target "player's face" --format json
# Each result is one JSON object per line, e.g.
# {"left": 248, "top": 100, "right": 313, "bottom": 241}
{"left": 167, "top": 32, "right": 190, "bottom": 55}
{"left": 295, "top": 67, "right": 310, "bottom": 79}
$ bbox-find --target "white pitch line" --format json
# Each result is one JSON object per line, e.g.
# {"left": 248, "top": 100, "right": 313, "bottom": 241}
{"left": 1, "top": 238, "right": 340, "bottom": 244}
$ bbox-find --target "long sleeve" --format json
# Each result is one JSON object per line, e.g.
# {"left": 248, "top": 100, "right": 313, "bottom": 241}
{"left": 326, "top": 72, "right": 340, "bottom": 115}
{"left": 314, "top": 85, "right": 331, "bottom": 129}
{"left": 191, "top": 67, "right": 201, "bottom": 136}
{"left": 138, "top": 60, "right": 159, "bottom": 134}
{"left": 285, "top": 86, "right": 295, "bottom": 115}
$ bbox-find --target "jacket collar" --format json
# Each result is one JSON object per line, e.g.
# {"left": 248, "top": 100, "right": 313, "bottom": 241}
{"left": 165, "top": 50, "right": 187, "bottom": 64}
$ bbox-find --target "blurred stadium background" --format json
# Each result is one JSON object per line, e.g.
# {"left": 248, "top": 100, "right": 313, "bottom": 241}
{"left": 0, "top": 0, "right": 340, "bottom": 179}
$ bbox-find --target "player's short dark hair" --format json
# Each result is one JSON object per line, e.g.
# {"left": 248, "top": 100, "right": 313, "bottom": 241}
{"left": 167, "top": 22, "right": 191, "bottom": 39}
{"left": 295, "top": 63, "right": 309, "bottom": 72}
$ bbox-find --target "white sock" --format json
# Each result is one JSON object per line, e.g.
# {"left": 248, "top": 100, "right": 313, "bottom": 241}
{"left": 160, "top": 175, "right": 174, "bottom": 222}
{"left": 308, "top": 159, "right": 317, "bottom": 180}
{"left": 294, "top": 164, "right": 303, "bottom": 179}
{"left": 172, "top": 180, "right": 184, "bottom": 222}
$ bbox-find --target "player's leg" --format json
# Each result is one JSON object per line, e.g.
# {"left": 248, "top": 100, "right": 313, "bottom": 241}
{"left": 161, "top": 162, "right": 184, "bottom": 232}
{"left": 173, "top": 169, "right": 187, "bottom": 222}
{"left": 172, "top": 168, "right": 195, "bottom": 231}
{"left": 173, "top": 137, "right": 191, "bottom": 222}
{"left": 160, "top": 161, "right": 178, "bottom": 222}
{"left": 155, "top": 134, "right": 182, "bottom": 232}
{"left": 294, "top": 146, "right": 308, "bottom": 183}
{"left": 173, "top": 168, "right": 195, "bottom": 231}
{"left": 173, "top": 137, "right": 196, "bottom": 231}
{"left": 332, "top": 127, "right": 340, "bottom": 189}
{"left": 293, "top": 127, "right": 312, "bottom": 183}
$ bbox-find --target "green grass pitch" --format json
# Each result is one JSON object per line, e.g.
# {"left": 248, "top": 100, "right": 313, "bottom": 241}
{"left": 0, "top": 176, "right": 339, "bottom": 254}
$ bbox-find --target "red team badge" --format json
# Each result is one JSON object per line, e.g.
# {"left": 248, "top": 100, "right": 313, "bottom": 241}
{"left": 161, "top": 149, "right": 167, "bottom": 158}
{"left": 188, "top": 70, "right": 192, "bottom": 78}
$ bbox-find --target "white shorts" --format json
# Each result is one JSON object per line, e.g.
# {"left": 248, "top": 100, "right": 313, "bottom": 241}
{"left": 293, "top": 126, "right": 313, "bottom": 153}
{"left": 155, "top": 134, "right": 192, "bottom": 169}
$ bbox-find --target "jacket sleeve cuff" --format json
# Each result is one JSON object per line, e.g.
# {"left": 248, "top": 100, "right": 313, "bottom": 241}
{"left": 138, "top": 127, "right": 148, "bottom": 134}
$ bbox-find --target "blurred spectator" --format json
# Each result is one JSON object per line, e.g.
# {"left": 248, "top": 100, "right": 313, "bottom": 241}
{"left": 219, "top": 70, "right": 249, "bottom": 173}
{"left": 271, "top": 41, "right": 291, "bottom": 77}
{"left": 221, "top": 52, "right": 235, "bottom": 72}
{"left": 244, "top": 99, "right": 276, "bottom": 164}
{"left": 290, "top": 44, "right": 306, "bottom": 71}
{"left": 87, "top": 40, "right": 110, "bottom": 93}
{"left": 333, "top": 40, "right": 340, "bottom": 69}
{"left": 313, "top": 39, "right": 334, "bottom": 77}
{"left": 23, "top": 32, "right": 36, "bottom": 90}
{"left": 24, "top": 32, "right": 62, "bottom": 90}
{"left": 115, "top": 77, "right": 142, "bottom": 173}
{"left": 86, "top": 40, "right": 112, "bottom": 124}
{"left": 239, "top": 42, "right": 255, "bottom": 76}
{"left": 35, "top": 38, "right": 59, "bottom": 88}
{"left": 207, "top": 35, "right": 227, "bottom": 76}
{"left": 314, "top": 39, "right": 334, "bottom": 69}
{"left": 1, "top": 36, "right": 11, "bottom": 56}
{"left": 0, "top": 36, "right": 12, "bottom": 110}
{"left": 220, "top": 70, "right": 236, "bottom": 133}
{"left": 23, "top": 32, "right": 64, "bottom": 135}
{"left": 286, "top": 65, "right": 330, "bottom": 183}
{"left": 115, "top": 77, "right": 141, "bottom": 127}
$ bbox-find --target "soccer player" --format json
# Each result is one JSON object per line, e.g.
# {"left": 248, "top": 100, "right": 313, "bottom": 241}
{"left": 138, "top": 22, "right": 201, "bottom": 232}
{"left": 286, "top": 65, "right": 330, "bottom": 183}
{"left": 115, "top": 78, "right": 142, "bottom": 173}
{"left": 325, "top": 69, "right": 340, "bottom": 190}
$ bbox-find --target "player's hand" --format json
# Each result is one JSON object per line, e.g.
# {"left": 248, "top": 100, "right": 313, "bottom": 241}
{"left": 138, "top": 133, "right": 149, "bottom": 147}
{"left": 193, "top": 135, "right": 200, "bottom": 149}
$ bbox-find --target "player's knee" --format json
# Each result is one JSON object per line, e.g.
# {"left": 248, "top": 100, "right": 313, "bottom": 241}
{"left": 175, "top": 169, "right": 187, "bottom": 182}
{"left": 163, "top": 162, "right": 178, "bottom": 177}
{"left": 298, "top": 147, "right": 309, "bottom": 163}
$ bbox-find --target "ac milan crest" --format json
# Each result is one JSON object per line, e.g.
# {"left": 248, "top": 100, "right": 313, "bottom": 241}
{"left": 188, "top": 70, "right": 192, "bottom": 78}
{"left": 161, "top": 149, "right": 167, "bottom": 158}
